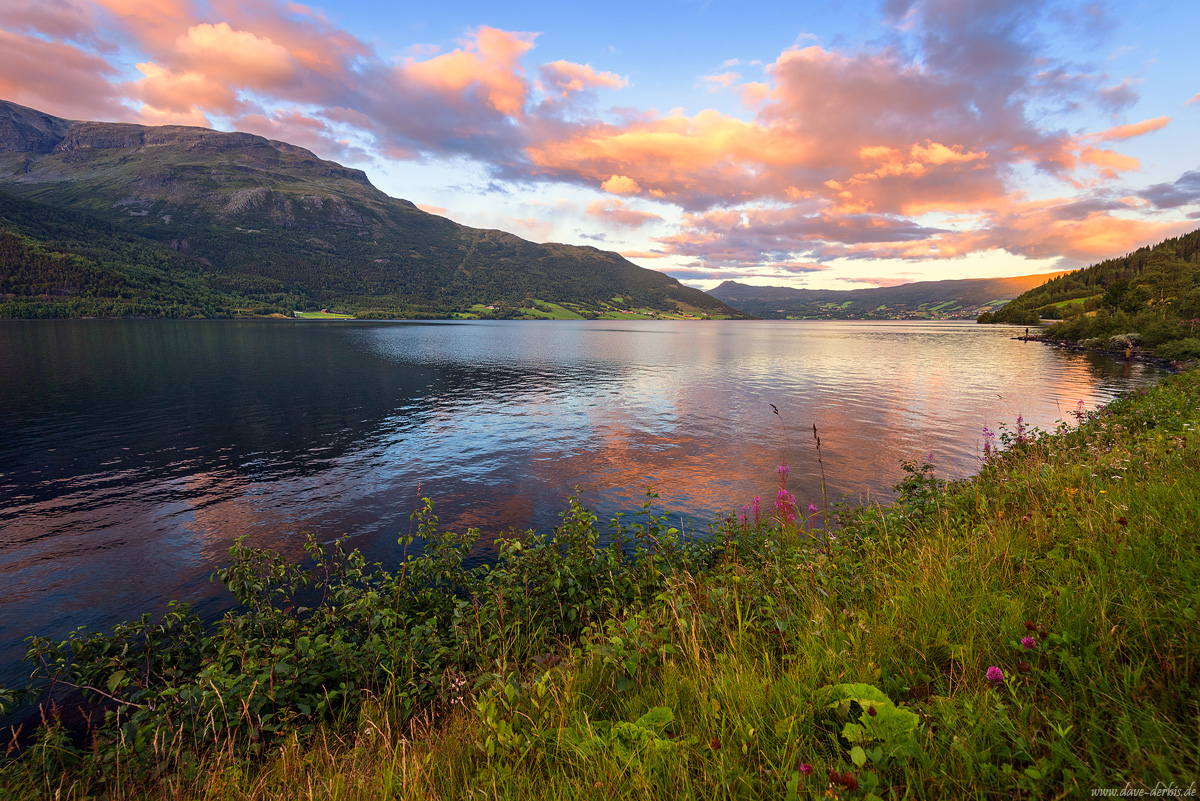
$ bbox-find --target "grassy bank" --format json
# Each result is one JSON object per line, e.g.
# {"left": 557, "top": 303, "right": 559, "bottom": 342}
{"left": 3, "top": 371, "right": 1199, "bottom": 799}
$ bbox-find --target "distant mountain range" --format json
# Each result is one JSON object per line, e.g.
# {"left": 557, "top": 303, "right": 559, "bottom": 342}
{"left": 0, "top": 100, "right": 740, "bottom": 320}
{"left": 707, "top": 273, "right": 1069, "bottom": 320}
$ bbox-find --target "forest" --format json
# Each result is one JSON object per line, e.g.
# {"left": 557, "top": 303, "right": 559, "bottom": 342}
{"left": 980, "top": 228, "right": 1200, "bottom": 359}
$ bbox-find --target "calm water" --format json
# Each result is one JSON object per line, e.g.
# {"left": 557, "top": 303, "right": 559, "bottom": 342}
{"left": 0, "top": 319, "right": 1164, "bottom": 690}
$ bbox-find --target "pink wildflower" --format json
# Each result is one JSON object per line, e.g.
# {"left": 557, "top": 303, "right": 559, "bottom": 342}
{"left": 986, "top": 666, "right": 1005, "bottom": 684}
{"left": 808, "top": 503, "right": 818, "bottom": 513}
{"left": 1021, "top": 636, "right": 1037, "bottom": 650}
{"left": 799, "top": 763, "right": 813, "bottom": 775}
{"left": 776, "top": 489, "right": 797, "bottom": 523}
{"left": 752, "top": 496, "right": 761, "bottom": 526}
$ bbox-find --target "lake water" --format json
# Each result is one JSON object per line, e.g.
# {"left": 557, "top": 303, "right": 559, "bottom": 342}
{"left": 0, "top": 319, "right": 1164, "bottom": 691}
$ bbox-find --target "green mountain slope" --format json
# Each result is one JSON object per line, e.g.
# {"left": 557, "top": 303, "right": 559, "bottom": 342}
{"left": 0, "top": 100, "right": 740, "bottom": 319}
{"left": 983, "top": 228, "right": 1200, "bottom": 359}
{"left": 0, "top": 190, "right": 273, "bottom": 318}
{"left": 708, "top": 273, "right": 1067, "bottom": 320}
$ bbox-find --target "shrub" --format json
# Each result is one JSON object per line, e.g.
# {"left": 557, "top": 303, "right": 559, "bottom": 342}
{"left": 1155, "top": 337, "right": 1200, "bottom": 360}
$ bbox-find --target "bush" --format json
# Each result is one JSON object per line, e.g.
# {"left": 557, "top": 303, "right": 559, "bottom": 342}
{"left": 1106, "top": 332, "right": 1141, "bottom": 349}
{"left": 1155, "top": 337, "right": 1200, "bottom": 360}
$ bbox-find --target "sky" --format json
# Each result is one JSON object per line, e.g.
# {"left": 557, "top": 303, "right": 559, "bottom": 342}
{"left": 2, "top": 0, "right": 1199, "bottom": 290}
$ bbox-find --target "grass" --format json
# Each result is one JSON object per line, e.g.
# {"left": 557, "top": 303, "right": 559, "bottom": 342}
{"left": 3, "top": 370, "right": 1199, "bottom": 799}
{"left": 293, "top": 311, "right": 356, "bottom": 320}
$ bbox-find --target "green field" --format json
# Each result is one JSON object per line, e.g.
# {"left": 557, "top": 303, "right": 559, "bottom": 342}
{"left": 293, "top": 311, "right": 356, "bottom": 319}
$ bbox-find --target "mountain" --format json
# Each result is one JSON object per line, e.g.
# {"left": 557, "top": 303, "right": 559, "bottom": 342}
{"left": 981, "top": 228, "right": 1200, "bottom": 360}
{"left": 707, "top": 273, "right": 1068, "bottom": 320}
{"left": 0, "top": 100, "right": 740, "bottom": 319}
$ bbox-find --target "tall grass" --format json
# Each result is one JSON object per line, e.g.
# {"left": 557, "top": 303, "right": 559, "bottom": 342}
{"left": 3, "top": 371, "right": 1199, "bottom": 799}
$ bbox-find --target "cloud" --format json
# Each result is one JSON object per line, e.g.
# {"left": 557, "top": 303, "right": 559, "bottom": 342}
{"left": 699, "top": 71, "right": 740, "bottom": 91}
{"left": 0, "top": 0, "right": 99, "bottom": 43}
{"left": 586, "top": 199, "right": 662, "bottom": 228}
{"left": 1188, "top": 92, "right": 1200, "bottom": 105}
{"left": 233, "top": 108, "right": 370, "bottom": 162}
{"left": 850, "top": 276, "right": 915, "bottom": 287}
{"left": 600, "top": 175, "right": 641, "bottom": 195}
{"left": 0, "top": 29, "right": 124, "bottom": 120}
{"left": 1087, "top": 116, "right": 1170, "bottom": 142}
{"left": 175, "top": 22, "right": 296, "bottom": 88}
{"left": 1138, "top": 170, "right": 1200, "bottom": 210}
{"left": 538, "top": 60, "right": 626, "bottom": 97}
{"left": 619, "top": 250, "right": 667, "bottom": 259}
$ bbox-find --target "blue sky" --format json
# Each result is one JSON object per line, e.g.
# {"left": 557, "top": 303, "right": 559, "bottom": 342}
{"left": 2, "top": 0, "right": 1198, "bottom": 289}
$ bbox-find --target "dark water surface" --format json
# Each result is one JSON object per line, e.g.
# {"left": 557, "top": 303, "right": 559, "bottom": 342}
{"left": 0, "top": 319, "right": 1164, "bottom": 690}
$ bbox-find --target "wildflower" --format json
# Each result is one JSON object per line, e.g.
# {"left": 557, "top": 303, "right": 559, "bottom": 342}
{"left": 1017, "top": 660, "right": 1032, "bottom": 674}
{"left": 778, "top": 462, "right": 790, "bottom": 481}
{"left": 752, "top": 496, "right": 761, "bottom": 526}
{"left": 808, "top": 503, "right": 819, "bottom": 513}
{"left": 867, "top": 706, "right": 877, "bottom": 717}
{"left": 776, "top": 489, "right": 798, "bottom": 523}
{"left": 799, "top": 763, "right": 813, "bottom": 775}
{"left": 1021, "top": 636, "right": 1037, "bottom": 650}
{"left": 739, "top": 506, "right": 749, "bottom": 531}
{"left": 986, "top": 666, "right": 1005, "bottom": 684}
{"left": 709, "top": 736, "right": 721, "bottom": 751}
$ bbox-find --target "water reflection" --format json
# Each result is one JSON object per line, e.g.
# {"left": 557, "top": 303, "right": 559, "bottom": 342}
{"left": 0, "top": 319, "right": 1163, "bottom": 690}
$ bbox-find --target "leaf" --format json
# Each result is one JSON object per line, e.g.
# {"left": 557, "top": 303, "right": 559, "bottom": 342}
{"left": 851, "top": 745, "right": 867, "bottom": 767}
{"left": 106, "top": 670, "right": 127, "bottom": 695}
{"left": 634, "top": 706, "right": 673, "bottom": 732}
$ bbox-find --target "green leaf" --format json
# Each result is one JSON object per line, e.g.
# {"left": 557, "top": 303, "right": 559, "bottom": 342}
{"left": 851, "top": 745, "right": 867, "bottom": 767}
{"left": 634, "top": 706, "right": 673, "bottom": 732}
{"left": 106, "top": 669, "right": 127, "bottom": 695}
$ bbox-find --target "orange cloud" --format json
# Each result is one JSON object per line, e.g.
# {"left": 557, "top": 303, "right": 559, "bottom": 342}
{"left": 538, "top": 60, "right": 626, "bottom": 97}
{"left": 405, "top": 26, "right": 534, "bottom": 117}
{"left": 619, "top": 250, "right": 667, "bottom": 259}
{"left": 130, "top": 61, "right": 238, "bottom": 118}
{"left": 176, "top": 22, "right": 296, "bottom": 87}
{"left": 586, "top": 199, "right": 662, "bottom": 228}
{"left": 600, "top": 175, "right": 641, "bottom": 195}
{"left": 1088, "top": 116, "right": 1171, "bottom": 142}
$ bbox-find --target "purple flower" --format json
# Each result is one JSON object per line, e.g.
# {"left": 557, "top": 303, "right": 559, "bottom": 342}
{"left": 752, "top": 496, "right": 761, "bottom": 526}
{"left": 808, "top": 503, "right": 819, "bottom": 513}
{"left": 778, "top": 462, "right": 790, "bottom": 478}
{"left": 986, "top": 666, "right": 1005, "bottom": 684}
{"left": 739, "top": 506, "right": 749, "bottom": 531}
{"left": 776, "top": 489, "right": 797, "bottom": 523}
{"left": 1021, "top": 636, "right": 1037, "bottom": 650}
{"left": 799, "top": 763, "right": 813, "bottom": 775}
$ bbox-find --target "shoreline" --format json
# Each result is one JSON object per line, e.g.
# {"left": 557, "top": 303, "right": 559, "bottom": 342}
{"left": 1015, "top": 332, "right": 1194, "bottom": 373}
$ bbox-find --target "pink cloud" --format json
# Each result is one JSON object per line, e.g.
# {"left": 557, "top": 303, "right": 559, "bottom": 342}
{"left": 619, "top": 250, "right": 667, "bottom": 259}
{"left": 586, "top": 199, "right": 661, "bottom": 228}
{"left": 0, "top": 0, "right": 99, "bottom": 43}
{"left": 0, "top": 29, "right": 125, "bottom": 120}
